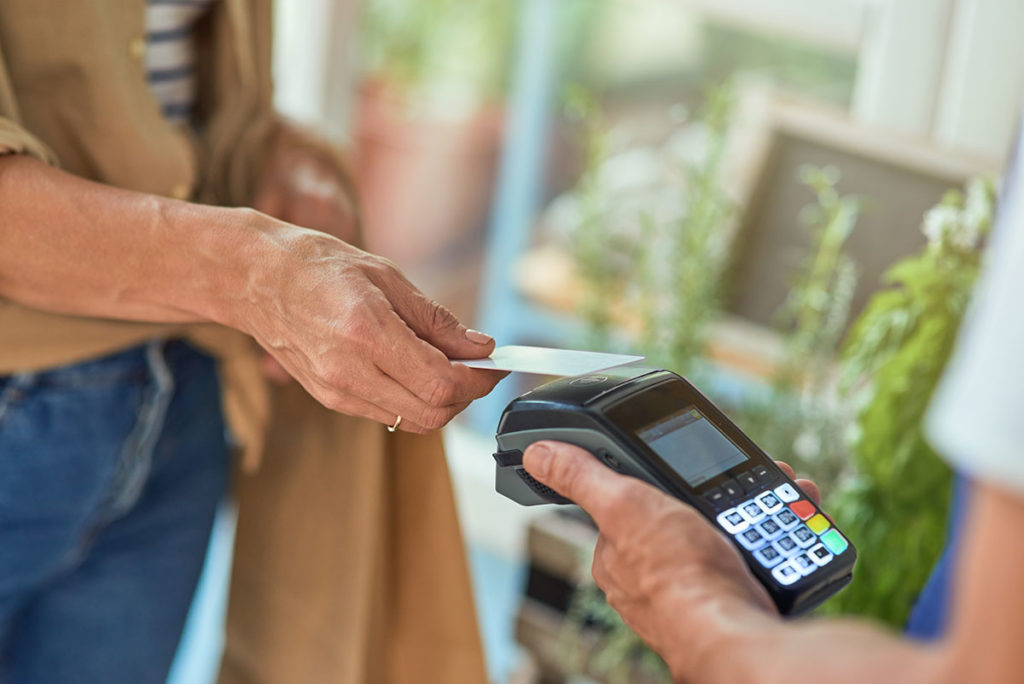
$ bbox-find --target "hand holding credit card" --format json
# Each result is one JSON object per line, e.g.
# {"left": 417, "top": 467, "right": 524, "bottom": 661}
{"left": 454, "top": 345, "right": 644, "bottom": 376}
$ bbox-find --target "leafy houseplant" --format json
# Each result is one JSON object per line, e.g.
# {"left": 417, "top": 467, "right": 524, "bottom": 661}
{"left": 823, "top": 178, "right": 997, "bottom": 625}
{"left": 558, "top": 583, "right": 671, "bottom": 684}
{"left": 556, "top": 151, "right": 996, "bottom": 673}
{"left": 360, "top": 0, "right": 514, "bottom": 118}
{"left": 638, "top": 85, "right": 735, "bottom": 378}
{"left": 561, "top": 85, "right": 618, "bottom": 350}
{"left": 558, "top": 83, "right": 736, "bottom": 371}
{"left": 734, "top": 166, "right": 860, "bottom": 496}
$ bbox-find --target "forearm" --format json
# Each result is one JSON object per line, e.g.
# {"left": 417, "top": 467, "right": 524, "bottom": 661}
{"left": 0, "top": 154, "right": 299, "bottom": 331}
{"left": 525, "top": 437, "right": 1024, "bottom": 684}
{"left": 668, "top": 594, "right": 946, "bottom": 684}
{"left": 0, "top": 155, "right": 501, "bottom": 430}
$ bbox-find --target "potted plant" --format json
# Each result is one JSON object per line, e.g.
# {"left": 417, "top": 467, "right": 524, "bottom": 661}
{"left": 823, "top": 178, "right": 996, "bottom": 624}
{"left": 354, "top": 0, "right": 515, "bottom": 272}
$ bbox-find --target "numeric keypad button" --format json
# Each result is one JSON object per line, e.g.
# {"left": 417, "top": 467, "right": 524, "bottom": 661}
{"left": 736, "top": 527, "right": 766, "bottom": 551}
{"left": 773, "top": 508, "right": 799, "bottom": 531}
{"left": 773, "top": 536, "right": 800, "bottom": 556}
{"left": 755, "top": 519, "right": 784, "bottom": 541}
{"left": 808, "top": 543, "right": 833, "bottom": 566}
{"left": 755, "top": 491, "right": 783, "bottom": 513}
{"left": 717, "top": 508, "right": 748, "bottom": 534}
{"left": 792, "top": 553, "right": 818, "bottom": 576}
{"left": 790, "top": 525, "right": 817, "bottom": 548}
{"left": 738, "top": 499, "right": 767, "bottom": 524}
{"left": 754, "top": 545, "right": 783, "bottom": 568}
{"left": 772, "top": 561, "right": 802, "bottom": 586}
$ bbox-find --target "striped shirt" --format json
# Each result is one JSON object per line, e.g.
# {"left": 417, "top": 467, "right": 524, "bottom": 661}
{"left": 145, "top": 0, "right": 216, "bottom": 124}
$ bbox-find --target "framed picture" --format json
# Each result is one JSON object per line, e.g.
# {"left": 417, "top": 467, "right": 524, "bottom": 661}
{"left": 721, "top": 88, "right": 1000, "bottom": 330}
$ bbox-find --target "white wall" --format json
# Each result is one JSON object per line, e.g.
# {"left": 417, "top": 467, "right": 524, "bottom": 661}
{"left": 272, "top": 0, "right": 360, "bottom": 141}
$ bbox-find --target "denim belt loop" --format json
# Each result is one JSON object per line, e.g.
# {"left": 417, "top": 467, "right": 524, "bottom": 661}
{"left": 0, "top": 371, "right": 37, "bottom": 427}
{"left": 107, "top": 340, "right": 176, "bottom": 517}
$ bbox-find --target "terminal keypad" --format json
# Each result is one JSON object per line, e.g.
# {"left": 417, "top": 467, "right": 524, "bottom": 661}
{"left": 713, "top": 478, "right": 849, "bottom": 587}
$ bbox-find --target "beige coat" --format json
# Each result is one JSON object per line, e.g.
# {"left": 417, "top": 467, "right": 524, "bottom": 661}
{"left": 0, "top": 2, "right": 487, "bottom": 681}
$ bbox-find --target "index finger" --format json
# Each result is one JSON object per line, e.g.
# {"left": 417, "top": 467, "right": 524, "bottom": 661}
{"left": 523, "top": 440, "right": 671, "bottom": 532}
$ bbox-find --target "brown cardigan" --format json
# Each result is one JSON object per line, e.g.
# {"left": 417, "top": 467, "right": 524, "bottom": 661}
{"left": 0, "top": 0, "right": 276, "bottom": 469}
{"left": 0, "top": 2, "right": 487, "bottom": 681}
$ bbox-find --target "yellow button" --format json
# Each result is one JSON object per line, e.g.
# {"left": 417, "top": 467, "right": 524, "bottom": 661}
{"left": 129, "top": 37, "right": 146, "bottom": 60}
{"left": 806, "top": 514, "right": 830, "bottom": 535}
{"left": 170, "top": 182, "right": 191, "bottom": 200}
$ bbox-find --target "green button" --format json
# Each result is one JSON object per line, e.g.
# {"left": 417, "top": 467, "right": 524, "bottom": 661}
{"left": 821, "top": 529, "right": 848, "bottom": 555}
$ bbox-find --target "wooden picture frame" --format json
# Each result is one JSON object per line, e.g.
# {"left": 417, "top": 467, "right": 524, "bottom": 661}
{"left": 720, "top": 87, "right": 1000, "bottom": 331}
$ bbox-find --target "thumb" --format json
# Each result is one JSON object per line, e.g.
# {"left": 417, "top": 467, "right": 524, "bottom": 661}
{"left": 525, "top": 441, "right": 638, "bottom": 527}
{"left": 397, "top": 289, "right": 496, "bottom": 360}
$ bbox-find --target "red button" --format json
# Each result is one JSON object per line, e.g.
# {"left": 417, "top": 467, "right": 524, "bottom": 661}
{"left": 789, "top": 500, "right": 816, "bottom": 520}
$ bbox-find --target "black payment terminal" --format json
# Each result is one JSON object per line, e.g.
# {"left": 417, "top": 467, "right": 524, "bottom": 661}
{"left": 493, "top": 366, "right": 855, "bottom": 616}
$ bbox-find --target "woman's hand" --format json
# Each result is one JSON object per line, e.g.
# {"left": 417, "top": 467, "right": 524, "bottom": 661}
{"left": 521, "top": 441, "right": 819, "bottom": 679}
{"left": 252, "top": 126, "right": 361, "bottom": 383}
{"left": 229, "top": 214, "right": 503, "bottom": 432}
{"left": 0, "top": 154, "right": 501, "bottom": 433}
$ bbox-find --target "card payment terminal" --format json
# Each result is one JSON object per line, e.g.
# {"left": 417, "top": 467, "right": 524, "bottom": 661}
{"left": 492, "top": 366, "right": 855, "bottom": 615}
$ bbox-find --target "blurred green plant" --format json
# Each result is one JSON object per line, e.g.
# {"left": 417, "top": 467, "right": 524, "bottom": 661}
{"left": 640, "top": 85, "right": 735, "bottom": 377}
{"left": 360, "top": 0, "right": 515, "bottom": 111}
{"left": 737, "top": 166, "right": 860, "bottom": 494}
{"left": 774, "top": 166, "right": 860, "bottom": 398}
{"left": 567, "top": 83, "right": 736, "bottom": 372}
{"left": 697, "top": 21, "right": 858, "bottom": 107}
{"left": 822, "top": 178, "right": 997, "bottom": 624}
{"left": 563, "top": 84, "right": 619, "bottom": 350}
{"left": 558, "top": 583, "right": 671, "bottom": 684}
{"left": 576, "top": 5, "right": 857, "bottom": 109}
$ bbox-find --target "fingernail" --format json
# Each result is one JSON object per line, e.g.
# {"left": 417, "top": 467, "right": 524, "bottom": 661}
{"left": 525, "top": 443, "right": 552, "bottom": 478}
{"left": 465, "top": 328, "right": 493, "bottom": 345}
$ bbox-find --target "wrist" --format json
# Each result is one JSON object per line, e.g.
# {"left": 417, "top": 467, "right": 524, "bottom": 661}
{"left": 660, "top": 587, "right": 779, "bottom": 683}
{"left": 194, "top": 206, "right": 366, "bottom": 349}
{"left": 168, "top": 204, "right": 303, "bottom": 335}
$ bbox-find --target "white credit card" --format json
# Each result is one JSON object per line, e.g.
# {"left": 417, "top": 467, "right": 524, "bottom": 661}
{"left": 455, "top": 345, "right": 645, "bottom": 376}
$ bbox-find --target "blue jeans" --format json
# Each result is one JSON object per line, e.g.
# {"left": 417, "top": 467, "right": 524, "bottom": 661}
{"left": 905, "top": 474, "right": 970, "bottom": 639}
{"left": 0, "top": 340, "right": 229, "bottom": 683}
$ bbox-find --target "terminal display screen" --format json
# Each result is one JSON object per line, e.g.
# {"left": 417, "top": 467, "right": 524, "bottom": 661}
{"left": 636, "top": 407, "right": 749, "bottom": 487}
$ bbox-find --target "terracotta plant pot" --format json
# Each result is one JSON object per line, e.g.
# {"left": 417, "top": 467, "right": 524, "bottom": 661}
{"left": 354, "top": 80, "right": 505, "bottom": 273}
